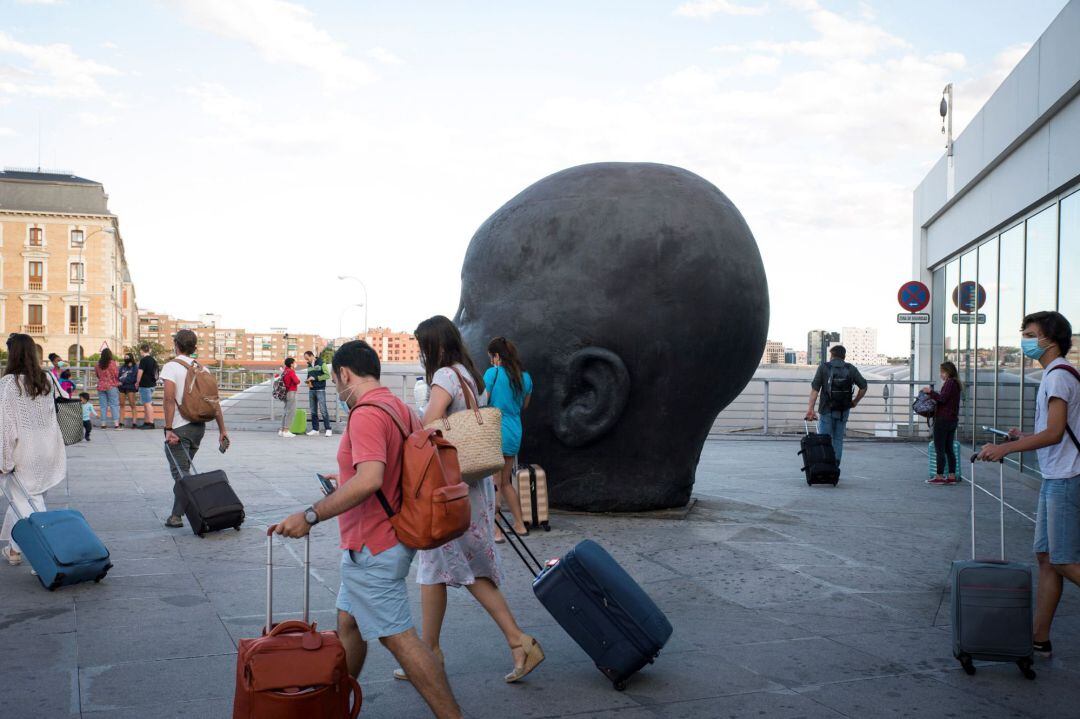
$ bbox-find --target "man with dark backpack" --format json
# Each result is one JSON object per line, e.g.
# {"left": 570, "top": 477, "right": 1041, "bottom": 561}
{"left": 805, "top": 344, "right": 867, "bottom": 467}
{"left": 978, "top": 311, "right": 1080, "bottom": 659}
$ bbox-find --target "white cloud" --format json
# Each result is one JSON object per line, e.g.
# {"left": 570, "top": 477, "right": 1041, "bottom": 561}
{"left": 0, "top": 31, "right": 119, "bottom": 97}
{"left": 185, "top": 82, "right": 253, "bottom": 125}
{"left": 174, "top": 0, "right": 375, "bottom": 90}
{"left": 77, "top": 111, "right": 117, "bottom": 127}
{"left": 101, "top": 41, "right": 119, "bottom": 50}
{"left": 368, "top": 47, "right": 403, "bottom": 65}
{"left": 0, "top": 127, "right": 16, "bottom": 137}
{"left": 675, "top": 0, "right": 768, "bottom": 18}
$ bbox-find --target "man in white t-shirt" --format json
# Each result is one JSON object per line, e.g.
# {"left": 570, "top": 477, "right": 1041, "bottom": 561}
{"left": 161, "top": 329, "right": 230, "bottom": 529}
{"left": 979, "top": 310, "right": 1080, "bottom": 659}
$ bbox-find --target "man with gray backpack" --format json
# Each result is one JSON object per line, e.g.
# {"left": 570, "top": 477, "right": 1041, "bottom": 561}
{"left": 804, "top": 344, "right": 867, "bottom": 467}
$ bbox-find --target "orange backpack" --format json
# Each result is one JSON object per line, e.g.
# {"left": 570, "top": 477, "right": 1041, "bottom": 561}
{"left": 352, "top": 400, "right": 471, "bottom": 550}
{"left": 169, "top": 357, "right": 221, "bottom": 423}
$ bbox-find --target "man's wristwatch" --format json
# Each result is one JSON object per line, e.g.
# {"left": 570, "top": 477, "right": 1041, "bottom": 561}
{"left": 164, "top": 427, "right": 173, "bottom": 435}
{"left": 304, "top": 506, "right": 319, "bottom": 525}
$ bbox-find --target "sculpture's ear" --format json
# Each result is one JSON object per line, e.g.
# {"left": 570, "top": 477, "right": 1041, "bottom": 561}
{"left": 553, "top": 347, "right": 630, "bottom": 447}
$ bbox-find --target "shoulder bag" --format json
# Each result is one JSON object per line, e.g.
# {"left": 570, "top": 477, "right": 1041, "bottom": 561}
{"left": 424, "top": 366, "right": 504, "bottom": 485}
{"left": 49, "top": 373, "right": 84, "bottom": 446}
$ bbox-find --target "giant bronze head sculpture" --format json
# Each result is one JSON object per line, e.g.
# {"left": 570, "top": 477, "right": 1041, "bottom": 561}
{"left": 456, "top": 162, "right": 768, "bottom": 511}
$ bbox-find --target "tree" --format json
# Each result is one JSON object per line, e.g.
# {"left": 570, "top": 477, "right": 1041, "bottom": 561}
{"left": 124, "top": 341, "right": 168, "bottom": 365}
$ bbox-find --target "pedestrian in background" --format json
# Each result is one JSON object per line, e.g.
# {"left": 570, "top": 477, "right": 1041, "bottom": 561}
{"left": 278, "top": 357, "right": 300, "bottom": 438}
{"left": 1, "top": 334, "right": 66, "bottom": 567}
{"left": 805, "top": 344, "right": 867, "bottom": 468}
{"left": 483, "top": 336, "right": 533, "bottom": 541}
{"left": 59, "top": 369, "right": 76, "bottom": 397}
{"left": 925, "top": 361, "right": 962, "bottom": 486}
{"left": 80, "top": 392, "right": 97, "bottom": 441}
{"left": 136, "top": 343, "right": 158, "bottom": 429}
{"left": 119, "top": 353, "right": 140, "bottom": 429}
{"left": 94, "top": 348, "right": 122, "bottom": 430}
{"left": 46, "top": 352, "right": 67, "bottom": 381}
{"left": 304, "top": 350, "right": 333, "bottom": 437}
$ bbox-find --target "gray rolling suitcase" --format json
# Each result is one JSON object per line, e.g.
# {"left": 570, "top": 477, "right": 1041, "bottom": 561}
{"left": 951, "top": 445, "right": 1035, "bottom": 679}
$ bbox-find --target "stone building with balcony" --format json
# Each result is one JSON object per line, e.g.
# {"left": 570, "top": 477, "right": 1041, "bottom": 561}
{"left": 0, "top": 169, "right": 137, "bottom": 360}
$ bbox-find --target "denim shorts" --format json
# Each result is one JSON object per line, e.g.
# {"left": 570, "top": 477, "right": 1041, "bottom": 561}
{"left": 1033, "top": 475, "right": 1080, "bottom": 565}
{"left": 336, "top": 543, "right": 416, "bottom": 639}
{"left": 138, "top": 387, "right": 154, "bottom": 404}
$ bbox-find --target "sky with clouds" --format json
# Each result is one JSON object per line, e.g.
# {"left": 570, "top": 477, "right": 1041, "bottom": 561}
{"left": 0, "top": 0, "right": 1069, "bottom": 354}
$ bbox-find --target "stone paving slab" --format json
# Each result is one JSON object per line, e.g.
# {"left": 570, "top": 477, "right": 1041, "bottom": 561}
{"left": 2, "top": 430, "right": 1079, "bottom": 717}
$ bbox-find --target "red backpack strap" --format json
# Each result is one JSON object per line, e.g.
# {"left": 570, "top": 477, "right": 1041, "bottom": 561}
{"left": 347, "top": 399, "right": 419, "bottom": 520}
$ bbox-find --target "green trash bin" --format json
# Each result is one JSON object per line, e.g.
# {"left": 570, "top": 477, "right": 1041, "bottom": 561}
{"left": 290, "top": 408, "right": 308, "bottom": 435}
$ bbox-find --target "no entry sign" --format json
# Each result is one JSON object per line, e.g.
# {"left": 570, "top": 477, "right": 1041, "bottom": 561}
{"left": 898, "top": 281, "right": 930, "bottom": 312}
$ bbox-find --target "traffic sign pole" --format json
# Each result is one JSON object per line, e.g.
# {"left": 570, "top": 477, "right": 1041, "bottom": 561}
{"left": 897, "top": 281, "right": 931, "bottom": 438}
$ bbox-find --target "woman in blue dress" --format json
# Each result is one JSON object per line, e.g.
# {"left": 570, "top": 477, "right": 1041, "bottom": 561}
{"left": 483, "top": 337, "right": 533, "bottom": 541}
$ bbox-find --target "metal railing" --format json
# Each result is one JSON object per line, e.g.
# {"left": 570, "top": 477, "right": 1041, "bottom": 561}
{"left": 709, "top": 377, "right": 937, "bottom": 438}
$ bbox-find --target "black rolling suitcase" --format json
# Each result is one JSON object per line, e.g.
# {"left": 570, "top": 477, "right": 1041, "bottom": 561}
{"left": 951, "top": 443, "right": 1035, "bottom": 679}
{"left": 798, "top": 420, "right": 840, "bottom": 486}
{"left": 165, "top": 442, "right": 244, "bottom": 537}
{"left": 496, "top": 512, "right": 672, "bottom": 690}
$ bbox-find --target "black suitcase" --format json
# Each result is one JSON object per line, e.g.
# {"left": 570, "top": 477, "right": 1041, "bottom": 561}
{"left": 798, "top": 420, "right": 840, "bottom": 486}
{"left": 952, "top": 446, "right": 1035, "bottom": 679}
{"left": 496, "top": 513, "right": 672, "bottom": 690}
{"left": 165, "top": 443, "right": 245, "bottom": 537}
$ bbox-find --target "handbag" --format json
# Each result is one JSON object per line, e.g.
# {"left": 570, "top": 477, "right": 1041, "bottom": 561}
{"left": 424, "top": 366, "right": 504, "bottom": 486}
{"left": 49, "top": 373, "right": 84, "bottom": 446}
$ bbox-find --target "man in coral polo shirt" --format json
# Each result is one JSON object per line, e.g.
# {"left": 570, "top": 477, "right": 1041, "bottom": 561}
{"left": 273, "top": 340, "right": 462, "bottom": 719}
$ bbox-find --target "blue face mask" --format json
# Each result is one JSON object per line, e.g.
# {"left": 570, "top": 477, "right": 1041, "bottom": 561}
{"left": 1021, "top": 337, "right": 1046, "bottom": 360}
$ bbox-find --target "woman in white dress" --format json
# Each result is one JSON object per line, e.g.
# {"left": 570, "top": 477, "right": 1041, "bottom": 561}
{"left": 395, "top": 315, "right": 544, "bottom": 683}
{"left": 1, "top": 333, "right": 67, "bottom": 566}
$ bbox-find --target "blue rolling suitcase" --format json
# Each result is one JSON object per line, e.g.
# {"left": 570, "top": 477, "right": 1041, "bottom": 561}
{"left": 951, "top": 450, "right": 1035, "bottom": 679}
{"left": 1, "top": 474, "right": 111, "bottom": 591}
{"left": 497, "top": 513, "right": 672, "bottom": 690}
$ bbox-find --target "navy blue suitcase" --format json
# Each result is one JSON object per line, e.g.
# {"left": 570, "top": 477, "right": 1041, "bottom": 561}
{"left": 2, "top": 474, "right": 111, "bottom": 591}
{"left": 497, "top": 513, "right": 673, "bottom": 690}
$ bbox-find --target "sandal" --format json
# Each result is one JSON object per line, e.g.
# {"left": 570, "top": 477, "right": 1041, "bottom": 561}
{"left": 2, "top": 547, "right": 22, "bottom": 566}
{"left": 505, "top": 634, "right": 545, "bottom": 683}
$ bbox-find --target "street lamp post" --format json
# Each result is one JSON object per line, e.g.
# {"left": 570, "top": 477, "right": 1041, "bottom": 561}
{"left": 76, "top": 226, "right": 116, "bottom": 367}
{"left": 337, "top": 276, "right": 369, "bottom": 334}
{"left": 338, "top": 303, "right": 365, "bottom": 340}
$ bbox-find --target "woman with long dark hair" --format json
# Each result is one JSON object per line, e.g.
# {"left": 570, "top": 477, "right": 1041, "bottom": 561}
{"left": 396, "top": 315, "right": 544, "bottom": 683}
{"left": 923, "top": 360, "right": 963, "bottom": 485}
{"left": 484, "top": 337, "right": 533, "bottom": 540}
{"left": 94, "top": 347, "right": 121, "bottom": 430}
{"left": 1, "top": 334, "right": 66, "bottom": 566}
{"left": 118, "top": 353, "right": 139, "bottom": 428}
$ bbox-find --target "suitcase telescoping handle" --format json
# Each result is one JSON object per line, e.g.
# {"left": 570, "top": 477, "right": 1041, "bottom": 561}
{"left": 969, "top": 425, "right": 1008, "bottom": 562}
{"left": 163, "top": 440, "right": 200, "bottom": 477}
{"left": 264, "top": 528, "right": 311, "bottom": 633}
{"left": 494, "top": 509, "right": 545, "bottom": 578}
{"left": 0, "top": 472, "right": 46, "bottom": 520}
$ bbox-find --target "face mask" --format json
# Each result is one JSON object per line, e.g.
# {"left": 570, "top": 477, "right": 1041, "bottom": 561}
{"left": 337, "top": 381, "right": 357, "bottom": 409}
{"left": 1021, "top": 337, "right": 1046, "bottom": 360}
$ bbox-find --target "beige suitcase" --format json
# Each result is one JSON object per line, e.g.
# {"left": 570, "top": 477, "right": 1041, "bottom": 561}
{"left": 515, "top": 464, "right": 550, "bottom": 531}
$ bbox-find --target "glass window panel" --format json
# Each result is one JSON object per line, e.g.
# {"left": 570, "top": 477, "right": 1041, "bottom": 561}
{"left": 932, "top": 267, "right": 944, "bottom": 373}
{"left": 997, "top": 224, "right": 1024, "bottom": 472}
{"left": 957, "top": 248, "right": 979, "bottom": 445}
{"left": 944, "top": 259, "right": 959, "bottom": 368}
{"left": 975, "top": 237, "right": 998, "bottom": 446}
{"left": 1023, "top": 204, "right": 1059, "bottom": 476}
{"left": 1060, "top": 189, "right": 1080, "bottom": 366}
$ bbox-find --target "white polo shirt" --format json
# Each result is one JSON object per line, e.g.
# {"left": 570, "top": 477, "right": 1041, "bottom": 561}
{"left": 1035, "top": 358, "right": 1080, "bottom": 479}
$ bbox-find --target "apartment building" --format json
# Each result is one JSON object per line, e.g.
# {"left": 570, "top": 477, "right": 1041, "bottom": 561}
{"left": 0, "top": 169, "right": 138, "bottom": 360}
{"left": 138, "top": 310, "right": 325, "bottom": 363}
{"left": 759, "top": 340, "right": 785, "bottom": 365}
{"left": 360, "top": 327, "right": 421, "bottom": 363}
{"left": 841, "top": 326, "right": 880, "bottom": 366}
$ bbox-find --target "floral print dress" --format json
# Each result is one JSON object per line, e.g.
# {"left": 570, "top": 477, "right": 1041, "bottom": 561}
{"left": 416, "top": 364, "right": 503, "bottom": 588}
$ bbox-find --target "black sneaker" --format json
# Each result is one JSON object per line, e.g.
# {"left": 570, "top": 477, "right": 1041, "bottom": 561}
{"left": 139, "top": 423, "right": 156, "bottom": 430}
{"left": 164, "top": 515, "right": 183, "bottom": 529}
{"left": 1034, "top": 639, "right": 1052, "bottom": 658}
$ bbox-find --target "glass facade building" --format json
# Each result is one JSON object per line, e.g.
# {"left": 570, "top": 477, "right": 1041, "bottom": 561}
{"left": 929, "top": 187, "right": 1080, "bottom": 476}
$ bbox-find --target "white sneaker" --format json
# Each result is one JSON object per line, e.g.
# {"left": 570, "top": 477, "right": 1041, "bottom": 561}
{"left": 325, "top": 429, "right": 333, "bottom": 437}
{"left": 277, "top": 429, "right": 284, "bottom": 437}
{"left": 282, "top": 431, "right": 295, "bottom": 438}
{"left": 306, "top": 430, "right": 318, "bottom": 436}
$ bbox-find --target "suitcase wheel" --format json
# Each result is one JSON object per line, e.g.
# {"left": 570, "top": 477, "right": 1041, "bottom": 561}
{"left": 234, "top": 524, "right": 242, "bottom": 531}
{"left": 958, "top": 654, "right": 975, "bottom": 675}
{"left": 831, "top": 480, "right": 839, "bottom": 487}
{"left": 613, "top": 680, "right": 627, "bottom": 692}
{"left": 1018, "top": 659, "right": 1036, "bottom": 680}
{"left": 542, "top": 522, "right": 551, "bottom": 532}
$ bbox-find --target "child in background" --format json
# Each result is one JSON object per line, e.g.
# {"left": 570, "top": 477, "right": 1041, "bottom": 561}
{"left": 60, "top": 369, "right": 76, "bottom": 396}
{"left": 80, "top": 392, "right": 97, "bottom": 441}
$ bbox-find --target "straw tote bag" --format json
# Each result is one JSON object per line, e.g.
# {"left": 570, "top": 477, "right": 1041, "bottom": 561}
{"left": 424, "top": 366, "right": 503, "bottom": 486}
